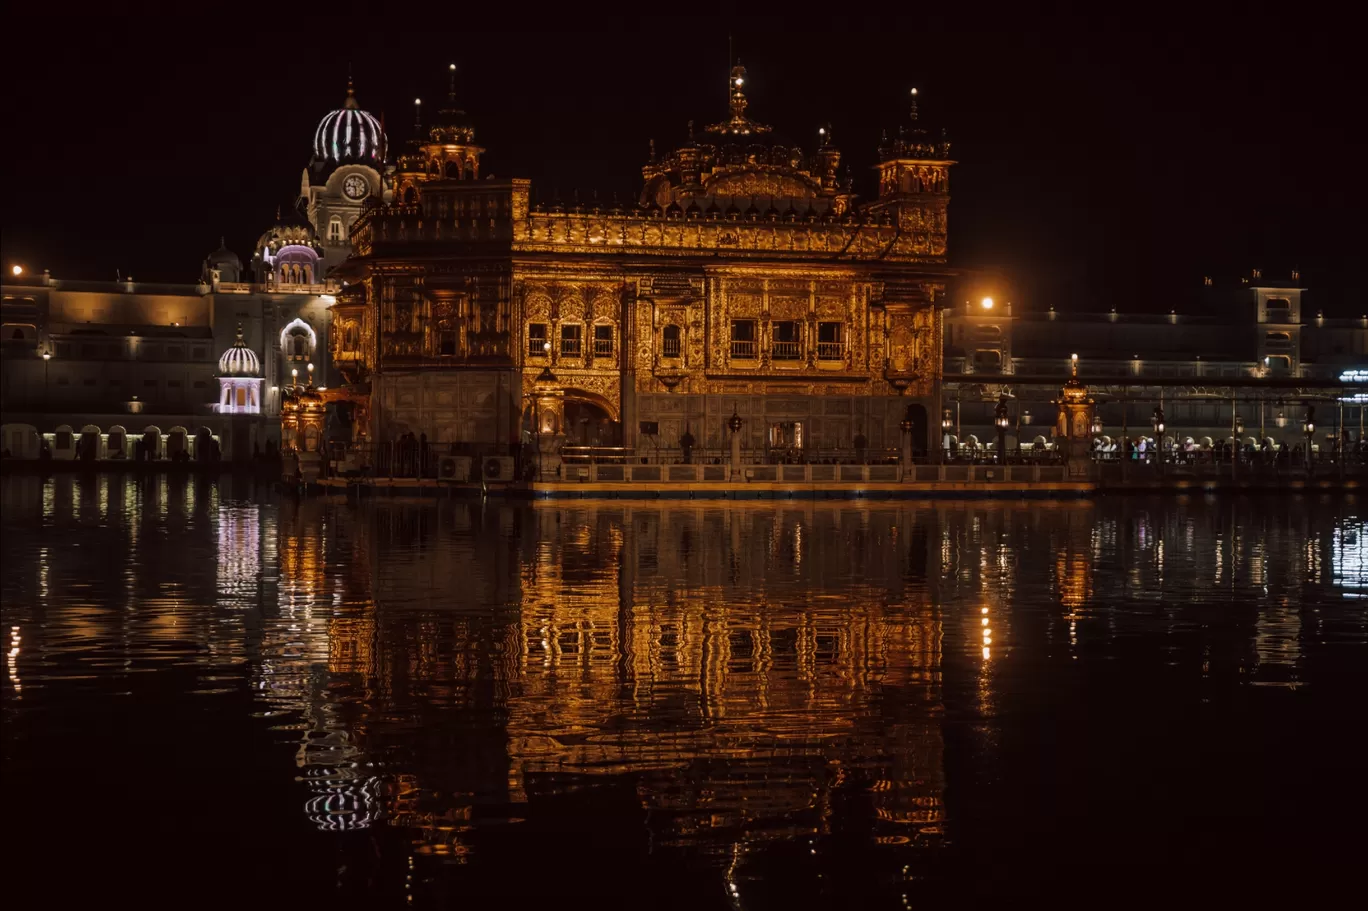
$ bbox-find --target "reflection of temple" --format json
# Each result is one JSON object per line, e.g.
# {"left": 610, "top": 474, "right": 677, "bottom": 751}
{"left": 335, "top": 66, "right": 955, "bottom": 458}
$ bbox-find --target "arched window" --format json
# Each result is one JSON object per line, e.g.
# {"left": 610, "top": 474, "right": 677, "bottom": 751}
{"left": 403, "top": 186, "right": 417, "bottom": 204}
{"left": 445, "top": 160, "right": 460, "bottom": 179}
{"left": 662, "top": 324, "right": 682, "bottom": 358}
{"left": 292, "top": 335, "right": 308, "bottom": 357}
{"left": 328, "top": 217, "right": 344, "bottom": 241}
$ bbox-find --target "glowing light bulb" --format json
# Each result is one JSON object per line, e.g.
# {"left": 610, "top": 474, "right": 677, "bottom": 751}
{"left": 449, "top": 63, "right": 456, "bottom": 71}
{"left": 10, "top": 265, "right": 22, "bottom": 277}
{"left": 981, "top": 297, "right": 994, "bottom": 310}
{"left": 911, "top": 87, "right": 918, "bottom": 96}
{"left": 735, "top": 77, "right": 743, "bottom": 86}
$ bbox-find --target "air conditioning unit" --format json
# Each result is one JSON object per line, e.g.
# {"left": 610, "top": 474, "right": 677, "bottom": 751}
{"left": 482, "top": 456, "right": 516, "bottom": 482}
{"left": 437, "top": 455, "right": 471, "bottom": 482}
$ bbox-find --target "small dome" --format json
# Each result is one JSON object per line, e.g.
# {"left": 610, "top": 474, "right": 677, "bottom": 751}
{"left": 256, "top": 208, "right": 322, "bottom": 258}
{"left": 313, "top": 84, "right": 384, "bottom": 167}
{"left": 202, "top": 237, "right": 243, "bottom": 283}
{"left": 219, "top": 326, "right": 261, "bottom": 377}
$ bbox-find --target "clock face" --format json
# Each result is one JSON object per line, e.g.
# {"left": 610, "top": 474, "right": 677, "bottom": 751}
{"left": 343, "top": 175, "right": 368, "bottom": 200}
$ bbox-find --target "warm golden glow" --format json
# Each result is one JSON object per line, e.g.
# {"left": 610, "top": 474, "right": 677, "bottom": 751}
{"left": 981, "top": 296, "right": 994, "bottom": 310}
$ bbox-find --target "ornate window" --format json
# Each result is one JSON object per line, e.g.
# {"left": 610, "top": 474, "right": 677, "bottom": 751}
{"left": 817, "top": 322, "right": 843, "bottom": 360}
{"left": 528, "top": 323, "right": 548, "bottom": 357}
{"left": 327, "top": 217, "right": 345, "bottom": 242}
{"left": 772, "top": 320, "right": 801, "bottom": 360}
{"left": 560, "top": 324, "right": 583, "bottom": 358}
{"left": 593, "top": 324, "right": 614, "bottom": 358}
{"left": 730, "top": 320, "right": 757, "bottom": 359}
{"left": 439, "top": 331, "right": 457, "bottom": 356}
{"left": 662, "top": 325, "right": 682, "bottom": 358}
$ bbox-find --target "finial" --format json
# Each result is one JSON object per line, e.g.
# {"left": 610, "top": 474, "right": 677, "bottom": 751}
{"left": 728, "top": 65, "right": 749, "bottom": 122}
{"left": 448, "top": 63, "right": 457, "bottom": 103}
{"left": 275, "top": 204, "right": 281, "bottom": 221}
{"left": 235, "top": 322, "right": 245, "bottom": 342}
{"left": 219, "top": 235, "right": 225, "bottom": 249}
{"left": 910, "top": 87, "right": 919, "bottom": 122}
{"left": 344, "top": 65, "right": 358, "bottom": 109}
{"left": 1070, "top": 352, "right": 1079, "bottom": 377}
{"left": 413, "top": 97, "right": 422, "bottom": 131}
{"left": 649, "top": 138, "right": 656, "bottom": 163}
{"left": 687, "top": 119, "right": 695, "bottom": 141}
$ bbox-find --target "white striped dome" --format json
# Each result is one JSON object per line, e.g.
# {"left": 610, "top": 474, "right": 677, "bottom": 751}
{"left": 219, "top": 327, "right": 261, "bottom": 377}
{"left": 313, "top": 85, "right": 384, "bottom": 166}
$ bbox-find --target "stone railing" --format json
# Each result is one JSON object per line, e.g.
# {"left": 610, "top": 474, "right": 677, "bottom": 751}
{"left": 549, "top": 462, "right": 1070, "bottom": 484}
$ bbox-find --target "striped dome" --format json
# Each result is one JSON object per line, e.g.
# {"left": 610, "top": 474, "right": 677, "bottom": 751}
{"left": 219, "top": 327, "right": 261, "bottom": 377}
{"left": 313, "top": 85, "right": 384, "bottom": 166}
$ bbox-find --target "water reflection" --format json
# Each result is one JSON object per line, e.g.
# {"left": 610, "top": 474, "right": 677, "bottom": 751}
{"left": 2, "top": 476, "right": 1366, "bottom": 906}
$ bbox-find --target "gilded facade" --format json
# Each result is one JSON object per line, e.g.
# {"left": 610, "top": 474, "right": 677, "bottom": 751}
{"left": 333, "top": 67, "right": 955, "bottom": 457}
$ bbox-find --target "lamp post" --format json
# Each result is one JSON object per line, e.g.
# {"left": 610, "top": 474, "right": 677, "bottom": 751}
{"left": 994, "top": 394, "right": 1010, "bottom": 464}
{"left": 41, "top": 350, "right": 51, "bottom": 415}
{"left": 1151, "top": 405, "right": 1165, "bottom": 466}
{"left": 941, "top": 409, "right": 954, "bottom": 462}
{"left": 1303, "top": 407, "right": 1315, "bottom": 468}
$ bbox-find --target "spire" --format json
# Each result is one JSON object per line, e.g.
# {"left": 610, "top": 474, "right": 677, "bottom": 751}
{"left": 344, "top": 65, "right": 358, "bottom": 110}
{"left": 704, "top": 64, "right": 770, "bottom": 136}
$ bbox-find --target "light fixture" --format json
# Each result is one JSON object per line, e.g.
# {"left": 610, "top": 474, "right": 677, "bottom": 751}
{"left": 941, "top": 409, "right": 954, "bottom": 432}
{"left": 1021, "top": 410, "right": 1032, "bottom": 425}
{"left": 1234, "top": 415, "right": 1244, "bottom": 435}
{"left": 1275, "top": 410, "right": 1287, "bottom": 428}
{"left": 1091, "top": 415, "right": 1103, "bottom": 435}
{"left": 1152, "top": 406, "right": 1165, "bottom": 435}
{"left": 10, "top": 265, "right": 22, "bottom": 277}
{"left": 981, "top": 296, "right": 994, "bottom": 310}
{"left": 42, "top": 352, "right": 51, "bottom": 361}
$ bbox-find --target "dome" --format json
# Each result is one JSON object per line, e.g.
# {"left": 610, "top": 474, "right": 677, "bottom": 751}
{"left": 219, "top": 326, "right": 261, "bottom": 377}
{"left": 256, "top": 207, "right": 322, "bottom": 258}
{"left": 202, "top": 237, "right": 243, "bottom": 283}
{"left": 313, "top": 84, "right": 384, "bottom": 167}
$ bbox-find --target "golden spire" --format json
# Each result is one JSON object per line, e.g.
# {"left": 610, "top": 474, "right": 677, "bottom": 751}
{"left": 704, "top": 64, "right": 771, "bottom": 136}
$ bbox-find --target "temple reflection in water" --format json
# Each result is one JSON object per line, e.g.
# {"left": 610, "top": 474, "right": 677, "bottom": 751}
{"left": 2, "top": 475, "right": 1364, "bottom": 902}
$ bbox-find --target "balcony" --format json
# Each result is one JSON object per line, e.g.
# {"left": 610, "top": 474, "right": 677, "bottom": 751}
{"left": 731, "top": 340, "right": 757, "bottom": 359}
{"left": 817, "top": 342, "right": 843, "bottom": 361}
{"left": 771, "top": 341, "right": 801, "bottom": 360}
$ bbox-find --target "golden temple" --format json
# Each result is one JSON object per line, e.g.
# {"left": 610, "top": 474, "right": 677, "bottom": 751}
{"left": 329, "top": 65, "right": 955, "bottom": 460}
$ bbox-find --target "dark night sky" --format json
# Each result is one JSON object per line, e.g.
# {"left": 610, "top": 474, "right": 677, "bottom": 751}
{"left": 2, "top": 14, "right": 1359, "bottom": 313}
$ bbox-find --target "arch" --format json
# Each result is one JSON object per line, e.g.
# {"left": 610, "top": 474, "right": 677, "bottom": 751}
{"left": 1, "top": 423, "right": 41, "bottom": 459}
{"left": 79, "top": 424, "right": 102, "bottom": 461}
{"left": 107, "top": 424, "right": 127, "bottom": 459}
{"left": 142, "top": 426, "right": 162, "bottom": 460}
{"left": 167, "top": 426, "right": 189, "bottom": 460}
{"left": 194, "top": 427, "right": 217, "bottom": 461}
{"left": 280, "top": 317, "right": 318, "bottom": 357}
{"left": 902, "top": 404, "right": 929, "bottom": 455}
{"left": 53, "top": 424, "right": 75, "bottom": 459}
{"left": 403, "top": 186, "right": 417, "bottom": 204}
{"left": 445, "top": 160, "right": 460, "bottom": 180}
{"left": 563, "top": 388, "right": 620, "bottom": 422}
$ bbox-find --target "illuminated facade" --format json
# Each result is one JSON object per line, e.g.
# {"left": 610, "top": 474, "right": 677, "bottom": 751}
{"left": 333, "top": 67, "right": 954, "bottom": 457}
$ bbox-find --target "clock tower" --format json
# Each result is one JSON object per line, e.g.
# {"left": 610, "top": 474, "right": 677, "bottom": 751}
{"left": 299, "top": 79, "right": 390, "bottom": 276}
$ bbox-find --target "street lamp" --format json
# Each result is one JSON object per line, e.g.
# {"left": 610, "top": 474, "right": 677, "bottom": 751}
{"left": 1021, "top": 410, "right": 1032, "bottom": 425}
{"left": 994, "top": 394, "right": 1010, "bottom": 463}
{"left": 1303, "top": 406, "right": 1315, "bottom": 467}
{"left": 1091, "top": 414, "right": 1103, "bottom": 436}
{"left": 41, "top": 350, "right": 51, "bottom": 414}
{"left": 11, "top": 265, "right": 23, "bottom": 278}
{"left": 981, "top": 296, "right": 994, "bottom": 310}
{"left": 941, "top": 409, "right": 954, "bottom": 460}
{"left": 1152, "top": 405, "right": 1165, "bottom": 465}
{"left": 1275, "top": 409, "right": 1287, "bottom": 429}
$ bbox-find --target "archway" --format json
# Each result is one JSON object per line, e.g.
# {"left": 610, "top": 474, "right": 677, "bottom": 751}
{"left": 142, "top": 426, "right": 162, "bottom": 460}
{"left": 167, "top": 426, "right": 188, "bottom": 460}
{"left": 107, "top": 425, "right": 127, "bottom": 459}
{"left": 53, "top": 424, "right": 75, "bottom": 460}
{"left": 79, "top": 424, "right": 101, "bottom": 460}
{"left": 903, "top": 404, "right": 929, "bottom": 456}
{"left": 564, "top": 399, "right": 617, "bottom": 446}
{"left": 195, "top": 427, "right": 217, "bottom": 461}
{"left": 1, "top": 423, "right": 40, "bottom": 459}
